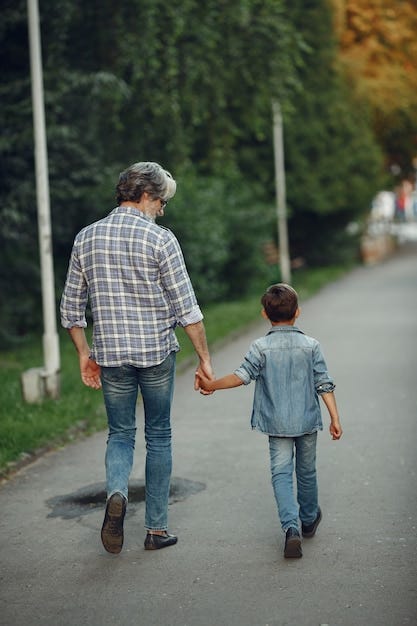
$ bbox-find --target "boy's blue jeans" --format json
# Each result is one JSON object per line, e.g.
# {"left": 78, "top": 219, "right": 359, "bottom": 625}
{"left": 100, "top": 352, "right": 176, "bottom": 531}
{"left": 268, "top": 432, "right": 319, "bottom": 532}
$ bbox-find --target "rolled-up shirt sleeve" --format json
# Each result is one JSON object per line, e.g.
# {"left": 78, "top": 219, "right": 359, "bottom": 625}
{"left": 60, "top": 242, "right": 88, "bottom": 329}
{"left": 234, "top": 342, "right": 264, "bottom": 385}
{"left": 180, "top": 304, "right": 204, "bottom": 327}
{"left": 313, "top": 342, "right": 335, "bottom": 394}
{"left": 316, "top": 381, "right": 336, "bottom": 394}
{"left": 158, "top": 233, "right": 203, "bottom": 327}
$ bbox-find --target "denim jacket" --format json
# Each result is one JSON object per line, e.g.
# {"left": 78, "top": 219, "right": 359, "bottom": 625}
{"left": 234, "top": 326, "right": 335, "bottom": 437}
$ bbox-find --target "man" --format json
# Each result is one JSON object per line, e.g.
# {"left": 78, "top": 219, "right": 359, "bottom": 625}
{"left": 61, "top": 162, "right": 214, "bottom": 554}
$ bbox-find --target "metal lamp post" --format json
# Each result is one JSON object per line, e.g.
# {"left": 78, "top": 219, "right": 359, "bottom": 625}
{"left": 21, "top": 0, "right": 60, "bottom": 401}
{"left": 272, "top": 100, "right": 291, "bottom": 284}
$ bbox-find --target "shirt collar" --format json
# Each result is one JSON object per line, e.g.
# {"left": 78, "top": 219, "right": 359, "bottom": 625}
{"left": 266, "top": 325, "right": 304, "bottom": 336}
{"left": 111, "top": 205, "right": 155, "bottom": 223}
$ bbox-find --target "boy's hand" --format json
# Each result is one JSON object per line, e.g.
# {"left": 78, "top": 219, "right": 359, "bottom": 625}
{"left": 329, "top": 421, "right": 342, "bottom": 440}
{"left": 321, "top": 392, "right": 342, "bottom": 440}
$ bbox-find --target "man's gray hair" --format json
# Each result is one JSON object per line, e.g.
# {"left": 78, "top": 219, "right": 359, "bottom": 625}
{"left": 116, "top": 162, "right": 177, "bottom": 205}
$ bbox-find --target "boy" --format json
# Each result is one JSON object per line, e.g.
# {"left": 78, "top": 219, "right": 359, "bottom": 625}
{"left": 197, "top": 283, "right": 342, "bottom": 558}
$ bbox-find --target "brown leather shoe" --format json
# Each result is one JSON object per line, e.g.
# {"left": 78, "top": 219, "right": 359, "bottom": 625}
{"left": 144, "top": 533, "right": 178, "bottom": 550}
{"left": 101, "top": 493, "right": 127, "bottom": 554}
{"left": 284, "top": 527, "right": 302, "bottom": 558}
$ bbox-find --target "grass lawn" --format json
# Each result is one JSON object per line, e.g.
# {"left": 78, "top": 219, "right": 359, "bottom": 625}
{"left": 0, "top": 265, "right": 351, "bottom": 479}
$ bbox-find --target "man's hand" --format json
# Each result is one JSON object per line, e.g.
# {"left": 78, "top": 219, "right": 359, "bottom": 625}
{"left": 67, "top": 327, "right": 101, "bottom": 390}
{"left": 194, "top": 361, "right": 215, "bottom": 395}
{"left": 79, "top": 354, "right": 101, "bottom": 389}
{"left": 182, "top": 321, "right": 214, "bottom": 394}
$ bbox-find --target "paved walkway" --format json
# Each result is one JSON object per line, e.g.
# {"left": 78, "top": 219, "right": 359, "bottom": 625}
{"left": 1, "top": 244, "right": 416, "bottom": 626}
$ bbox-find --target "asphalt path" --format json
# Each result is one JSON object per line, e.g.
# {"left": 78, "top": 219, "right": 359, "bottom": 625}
{"left": 1, "top": 243, "right": 416, "bottom": 626}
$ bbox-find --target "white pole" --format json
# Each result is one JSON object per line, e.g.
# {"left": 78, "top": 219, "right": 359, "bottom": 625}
{"left": 27, "top": 0, "right": 60, "bottom": 398}
{"left": 272, "top": 100, "right": 291, "bottom": 284}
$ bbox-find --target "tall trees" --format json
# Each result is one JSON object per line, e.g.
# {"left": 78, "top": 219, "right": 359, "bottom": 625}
{"left": 282, "top": 0, "right": 385, "bottom": 264}
{"left": 1, "top": 0, "right": 300, "bottom": 343}
{"left": 0, "top": 0, "right": 387, "bottom": 344}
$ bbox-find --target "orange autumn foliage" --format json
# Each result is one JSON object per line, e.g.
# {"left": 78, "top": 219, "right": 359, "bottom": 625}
{"left": 330, "top": 0, "right": 417, "bottom": 115}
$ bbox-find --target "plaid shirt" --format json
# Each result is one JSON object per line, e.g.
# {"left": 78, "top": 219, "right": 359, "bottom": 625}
{"left": 60, "top": 206, "right": 203, "bottom": 367}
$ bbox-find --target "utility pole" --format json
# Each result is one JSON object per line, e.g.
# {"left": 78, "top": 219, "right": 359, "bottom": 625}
{"left": 272, "top": 100, "right": 291, "bottom": 284}
{"left": 21, "top": 0, "right": 60, "bottom": 402}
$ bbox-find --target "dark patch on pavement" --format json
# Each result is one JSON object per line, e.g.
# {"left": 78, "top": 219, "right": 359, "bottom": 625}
{"left": 46, "top": 477, "right": 206, "bottom": 519}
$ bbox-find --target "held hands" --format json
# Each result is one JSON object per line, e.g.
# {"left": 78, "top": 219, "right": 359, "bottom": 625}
{"left": 79, "top": 354, "right": 102, "bottom": 390}
{"left": 194, "top": 362, "right": 215, "bottom": 395}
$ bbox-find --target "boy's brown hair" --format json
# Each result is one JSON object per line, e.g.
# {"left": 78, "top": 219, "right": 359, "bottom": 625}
{"left": 261, "top": 283, "right": 298, "bottom": 322}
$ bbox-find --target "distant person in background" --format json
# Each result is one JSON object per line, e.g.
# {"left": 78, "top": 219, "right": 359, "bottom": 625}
{"left": 395, "top": 183, "right": 406, "bottom": 222}
{"left": 197, "top": 283, "right": 342, "bottom": 559}
{"left": 412, "top": 186, "right": 417, "bottom": 220}
{"left": 61, "top": 161, "right": 214, "bottom": 555}
{"left": 395, "top": 180, "right": 414, "bottom": 222}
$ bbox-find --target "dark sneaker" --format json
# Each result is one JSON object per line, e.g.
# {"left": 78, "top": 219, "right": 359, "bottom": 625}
{"left": 301, "top": 507, "right": 322, "bottom": 538}
{"left": 101, "top": 492, "right": 127, "bottom": 554}
{"left": 284, "top": 527, "right": 302, "bottom": 558}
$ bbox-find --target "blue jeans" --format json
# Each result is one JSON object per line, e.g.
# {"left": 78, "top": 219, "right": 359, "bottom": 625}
{"left": 100, "top": 352, "right": 176, "bottom": 531}
{"left": 268, "top": 432, "right": 318, "bottom": 532}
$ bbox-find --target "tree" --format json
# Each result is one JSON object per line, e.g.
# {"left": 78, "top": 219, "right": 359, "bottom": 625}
{"left": 331, "top": 0, "right": 417, "bottom": 175}
{"left": 0, "top": 0, "right": 300, "bottom": 344}
{"left": 282, "top": 0, "right": 385, "bottom": 265}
